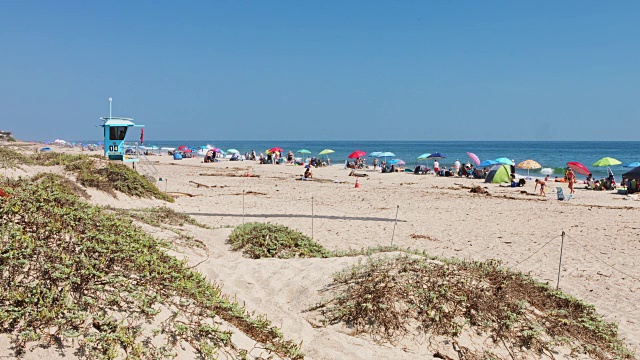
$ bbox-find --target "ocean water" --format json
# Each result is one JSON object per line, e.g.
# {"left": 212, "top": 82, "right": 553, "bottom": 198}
{"left": 82, "top": 140, "right": 640, "bottom": 180}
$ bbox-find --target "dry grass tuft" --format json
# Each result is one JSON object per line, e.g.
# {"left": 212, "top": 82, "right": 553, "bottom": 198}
{"left": 312, "top": 255, "right": 634, "bottom": 359}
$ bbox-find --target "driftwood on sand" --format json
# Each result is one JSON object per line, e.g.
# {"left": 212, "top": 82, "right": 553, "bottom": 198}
{"left": 348, "top": 170, "right": 368, "bottom": 177}
{"left": 189, "top": 180, "right": 210, "bottom": 188}
{"left": 167, "top": 192, "right": 199, "bottom": 197}
{"left": 199, "top": 173, "right": 260, "bottom": 178}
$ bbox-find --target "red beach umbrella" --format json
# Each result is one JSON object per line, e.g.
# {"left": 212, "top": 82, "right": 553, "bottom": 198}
{"left": 566, "top": 161, "right": 590, "bottom": 176}
{"left": 182, "top": 148, "right": 193, "bottom": 153}
{"left": 269, "top": 147, "right": 283, "bottom": 153}
{"left": 348, "top": 150, "right": 367, "bottom": 159}
{"left": 178, "top": 145, "right": 189, "bottom": 151}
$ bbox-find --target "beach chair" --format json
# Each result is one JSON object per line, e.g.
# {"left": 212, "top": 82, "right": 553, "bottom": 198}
{"left": 556, "top": 187, "right": 565, "bottom": 201}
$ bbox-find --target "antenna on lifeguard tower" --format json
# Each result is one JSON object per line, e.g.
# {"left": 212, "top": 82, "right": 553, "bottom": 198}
{"left": 109, "top": 97, "right": 113, "bottom": 119}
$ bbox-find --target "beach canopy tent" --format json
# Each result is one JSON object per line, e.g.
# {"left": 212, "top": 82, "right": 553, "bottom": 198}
{"left": 485, "top": 164, "right": 512, "bottom": 184}
{"left": 623, "top": 166, "right": 640, "bottom": 194}
{"left": 622, "top": 166, "right": 640, "bottom": 180}
{"left": 624, "top": 162, "right": 640, "bottom": 168}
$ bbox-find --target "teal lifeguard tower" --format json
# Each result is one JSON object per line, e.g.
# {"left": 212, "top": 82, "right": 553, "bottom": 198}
{"left": 100, "top": 97, "right": 144, "bottom": 162}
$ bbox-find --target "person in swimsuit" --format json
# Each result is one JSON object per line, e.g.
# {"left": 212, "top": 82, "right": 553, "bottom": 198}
{"left": 535, "top": 179, "right": 546, "bottom": 196}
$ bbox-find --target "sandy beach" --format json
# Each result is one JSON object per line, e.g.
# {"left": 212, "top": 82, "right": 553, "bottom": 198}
{"left": 3, "top": 145, "right": 640, "bottom": 359}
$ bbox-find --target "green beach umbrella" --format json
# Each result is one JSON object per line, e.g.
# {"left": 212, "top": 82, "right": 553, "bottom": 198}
{"left": 226, "top": 148, "right": 239, "bottom": 154}
{"left": 319, "top": 149, "right": 334, "bottom": 155}
{"left": 417, "top": 153, "right": 431, "bottom": 160}
{"left": 593, "top": 157, "right": 622, "bottom": 167}
{"left": 297, "top": 149, "right": 311, "bottom": 154}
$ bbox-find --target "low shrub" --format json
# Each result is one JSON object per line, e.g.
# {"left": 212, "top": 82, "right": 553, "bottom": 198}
{"left": 313, "top": 255, "right": 634, "bottom": 359}
{"left": 0, "top": 177, "right": 302, "bottom": 359}
{"left": 228, "top": 222, "right": 330, "bottom": 259}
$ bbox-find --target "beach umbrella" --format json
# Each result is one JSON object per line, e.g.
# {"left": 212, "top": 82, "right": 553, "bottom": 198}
{"left": 417, "top": 153, "right": 431, "bottom": 160}
{"left": 227, "top": 149, "right": 240, "bottom": 154}
{"left": 377, "top": 152, "right": 395, "bottom": 158}
{"left": 593, "top": 157, "right": 622, "bottom": 167}
{"left": 319, "top": 149, "right": 334, "bottom": 155}
{"left": 467, "top": 152, "right": 480, "bottom": 166}
{"left": 426, "top": 153, "right": 446, "bottom": 168}
{"left": 566, "top": 161, "right": 590, "bottom": 176}
{"left": 516, "top": 160, "right": 542, "bottom": 176}
{"left": 297, "top": 149, "right": 311, "bottom": 154}
{"left": 182, "top": 148, "right": 192, "bottom": 153}
{"left": 269, "top": 147, "right": 283, "bottom": 154}
{"left": 212, "top": 148, "right": 223, "bottom": 153}
{"left": 376, "top": 151, "right": 395, "bottom": 165}
{"left": 495, "top": 157, "right": 514, "bottom": 165}
{"left": 387, "top": 159, "right": 405, "bottom": 165}
{"left": 178, "top": 145, "right": 189, "bottom": 151}
{"left": 348, "top": 150, "right": 367, "bottom": 159}
{"left": 198, "top": 145, "right": 209, "bottom": 149}
{"left": 369, "top": 151, "right": 382, "bottom": 158}
{"left": 624, "top": 162, "right": 640, "bottom": 168}
{"left": 478, "top": 159, "right": 499, "bottom": 167}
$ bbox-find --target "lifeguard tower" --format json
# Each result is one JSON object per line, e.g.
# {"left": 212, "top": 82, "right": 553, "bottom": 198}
{"left": 100, "top": 97, "right": 144, "bottom": 162}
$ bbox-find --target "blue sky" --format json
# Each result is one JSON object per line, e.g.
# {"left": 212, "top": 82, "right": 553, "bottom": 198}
{"left": 1, "top": 1, "right": 639, "bottom": 141}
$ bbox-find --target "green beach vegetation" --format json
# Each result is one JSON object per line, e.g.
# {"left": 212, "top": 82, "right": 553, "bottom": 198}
{"left": 229, "top": 222, "right": 633, "bottom": 359}
{"left": 0, "top": 175, "right": 303, "bottom": 359}
{"left": 228, "top": 222, "right": 402, "bottom": 259}
{"left": 0, "top": 147, "right": 173, "bottom": 202}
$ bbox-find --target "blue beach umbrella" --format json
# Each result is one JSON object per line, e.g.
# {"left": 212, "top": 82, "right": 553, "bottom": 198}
{"left": 495, "top": 157, "right": 514, "bottom": 165}
{"left": 624, "top": 162, "right": 640, "bottom": 168}
{"left": 427, "top": 153, "right": 446, "bottom": 159}
{"left": 478, "top": 159, "right": 499, "bottom": 167}
{"left": 377, "top": 152, "right": 395, "bottom": 165}
{"left": 369, "top": 151, "right": 382, "bottom": 158}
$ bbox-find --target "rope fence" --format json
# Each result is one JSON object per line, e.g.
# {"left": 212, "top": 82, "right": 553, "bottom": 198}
{"left": 184, "top": 188, "right": 640, "bottom": 288}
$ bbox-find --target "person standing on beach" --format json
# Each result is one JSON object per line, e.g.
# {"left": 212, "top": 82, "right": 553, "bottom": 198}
{"left": 535, "top": 179, "right": 546, "bottom": 196}
{"left": 567, "top": 168, "right": 576, "bottom": 194}
{"left": 373, "top": 157, "right": 378, "bottom": 170}
{"left": 433, "top": 160, "right": 440, "bottom": 173}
